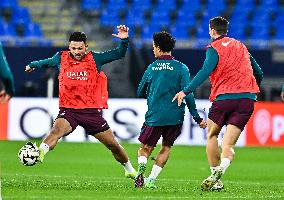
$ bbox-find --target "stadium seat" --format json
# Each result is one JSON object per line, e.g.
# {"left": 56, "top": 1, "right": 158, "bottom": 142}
{"left": 150, "top": 11, "right": 170, "bottom": 27}
{"left": 141, "top": 25, "right": 160, "bottom": 40}
{"left": 131, "top": 0, "right": 152, "bottom": 11}
{"left": 81, "top": 0, "right": 101, "bottom": 11}
{"left": 181, "top": 0, "right": 201, "bottom": 12}
{"left": 125, "top": 10, "right": 144, "bottom": 26}
{"left": 0, "top": 20, "right": 16, "bottom": 36}
{"left": 175, "top": 11, "right": 196, "bottom": 27}
{"left": 106, "top": 0, "right": 128, "bottom": 12}
{"left": 24, "top": 23, "right": 43, "bottom": 38}
{"left": 155, "top": 0, "right": 176, "bottom": 11}
{"left": 170, "top": 26, "right": 189, "bottom": 40}
{"left": 100, "top": 9, "right": 120, "bottom": 26}
{"left": 0, "top": 0, "right": 18, "bottom": 9}
{"left": 11, "top": 7, "right": 31, "bottom": 25}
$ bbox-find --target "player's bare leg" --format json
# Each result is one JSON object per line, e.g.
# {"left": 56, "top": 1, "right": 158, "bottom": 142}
{"left": 94, "top": 129, "right": 136, "bottom": 179}
{"left": 221, "top": 124, "right": 242, "bottom": 172}
{"left": 201, "top": 119, "right": 223, "bottom": 191}
{"left": 38, "top": 118, "right": 73, "bottom": 162}
{"left": 146, "top": 141, "right": 171, "bottom": 189}
{"left": 206, "top": 119, "right": 222, "bottom": 167}
{"left": 43, "top": 118, "right": 73, "bottom": 150}
{"left": 135, "top": 144, "right": 154, "bottom": 188}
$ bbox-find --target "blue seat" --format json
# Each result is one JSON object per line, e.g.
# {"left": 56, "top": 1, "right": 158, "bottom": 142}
{"left": 141, "top": 25, "right": 160, "bottom": 40}
{"left": 196, "top": 25, "right": 209, "bottom": 39}
{"left": 132, "top": 0, "right": 151, "bottom": 11}
{"left": 273, "top": 29, "right": 284, "bottom": 40}
{"left": 155, "top": 0, "right": 176, "bottom": 11}
{"left": 0, "top": 20, "right": 16, "bottom": 36}
{"left": 181, "top": 0, "right": 201, "bottom": 12}
{"left": 0, "top": 0, "right": 18, "bottom": 9}
{"left": 125, "top": 10, "right": 144, "bottom": 26}
{"left": 150, "top": 11, "right": 170, "bottom": 27}
{"left": 100, "top": 9, "right": 120, "bottom": 27}
{"left": 24, "top": 23, "right": 43, "bottom": 37}
{"left": 207, "top": 0, "right": 226, "bottom": 13}
{"left": 170, "top": 26, "right": 189, "bottom": 40}
{"left": 81, "top": 0, "right": 101, "bottom": 11}
{"left": 176, "top": 11, "right": 196, "bottom": 27}
{"left": 249, "top": 23, "right": 269, "bottom": 40}
{"left": 11, "top": 7, "right": 31, "bottom": 25}
{"left": 106, "top": 0, "right": 127, "bottom": 12}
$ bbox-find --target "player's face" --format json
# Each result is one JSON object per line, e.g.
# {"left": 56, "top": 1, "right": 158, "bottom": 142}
{"left": 69, "top": 41, "right": 87, "bottom": 60}
{"left": 209, "top": 25, "right": 214, "bottom": 40}
{"left": 152, "top": 42, "right": 160, "bottom": 58}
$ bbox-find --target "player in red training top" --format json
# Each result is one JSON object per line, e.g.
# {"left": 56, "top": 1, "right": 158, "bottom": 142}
{"left": 24, "top": 25, "right": 136, "bottom": 179}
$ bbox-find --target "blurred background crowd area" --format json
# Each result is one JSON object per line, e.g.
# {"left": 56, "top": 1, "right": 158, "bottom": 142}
{"left": 1, "top": 0, "right": 284, "bottom": 100}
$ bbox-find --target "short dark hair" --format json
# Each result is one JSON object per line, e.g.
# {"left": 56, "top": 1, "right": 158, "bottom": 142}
{"left": 153, "top": 31, "right": 176, "bottom": 52}
{"left": 209, "top": 16, "right": 229, "bottom": 35}
{"left": 69, "top": 31, "right": 87, "bottom": 43}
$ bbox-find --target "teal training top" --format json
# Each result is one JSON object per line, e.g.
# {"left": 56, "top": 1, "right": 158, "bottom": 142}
{"left": 0, "top": 42, "right": 15, "bottom": 96}
{"left": 137, "top": 55, "right": 202, "bottom": 126}
{"left": 29, "top": 38, "right": 129, "bottom": 73}
{"left": 282, "top": 84, "right": 284, "bottom": 92}
{"left": 183, "top": 47, "right": 263, "bottom": 101}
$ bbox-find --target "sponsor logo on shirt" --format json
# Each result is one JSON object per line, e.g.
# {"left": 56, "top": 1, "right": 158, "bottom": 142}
{"left": 66, "top": 71, "right": 88, "bottom": 80}
{"left": 221, "top": 40, "right": 232, "bottom": 47}
{"left": 152, "top": 63, "right": 173, "bottom": 71}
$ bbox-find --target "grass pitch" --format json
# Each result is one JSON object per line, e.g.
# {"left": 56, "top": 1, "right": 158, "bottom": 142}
{"left": 1, "top": 141, "right": 284, "bottom": 199}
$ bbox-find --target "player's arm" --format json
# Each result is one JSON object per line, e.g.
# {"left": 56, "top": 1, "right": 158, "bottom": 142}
{"left": 183, "top": 47, "right": 218, "bottom": 94}
{"left": 92, "top": 25, "right": 129, "bottom": 71}
{"left": 25, "top": 52, "right": 61, "bottom": 72}
{"left": 180, "top": 65, "right": 206, "bottom": 128}
{"left": 137, "top": 67, "right": 150, "bottom": 98}
{"left": 173, "top": 48, "right": 218, "bottom": 106}
{"left": 0, "top": 44, "right": 15, "bottom": 101}
{"left": 249, "top": 53, "right": 263, "bottom": 87}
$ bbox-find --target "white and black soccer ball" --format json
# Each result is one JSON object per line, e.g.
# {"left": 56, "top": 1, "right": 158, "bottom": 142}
{"left": 18, "top": 142, "right": 40, "bottom": 166}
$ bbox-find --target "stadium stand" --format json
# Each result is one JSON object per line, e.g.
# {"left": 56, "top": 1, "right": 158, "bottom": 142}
{"left": 77, "top": 0, "right": 284, "bottom": 49}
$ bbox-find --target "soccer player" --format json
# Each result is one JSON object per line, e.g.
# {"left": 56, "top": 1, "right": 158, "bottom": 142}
{"left": 0, "top": 42, "right": 15, "bottom": 104}
{"left": 173, "top": 16, "right": 263, "bottom": 191}
{"left": 281, "top": 84, "right": 284, "bottom": 101}
{"left": 134, "top": 31, "right": 207, "bottom": 189}
{"left": 24, "top": 25, "right": 136, "bottom": 179}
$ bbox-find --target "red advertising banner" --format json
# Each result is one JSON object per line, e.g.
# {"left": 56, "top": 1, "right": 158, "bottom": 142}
{"left": 0, "top": 103, "right": 8, "bottom": 140}
{"left": 246, "top": 102, "right": 284, "bottom": 146}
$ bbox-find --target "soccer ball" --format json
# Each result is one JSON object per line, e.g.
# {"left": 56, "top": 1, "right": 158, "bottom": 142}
{"left": 18, "top": 142, "right": 40, "bottom": 166}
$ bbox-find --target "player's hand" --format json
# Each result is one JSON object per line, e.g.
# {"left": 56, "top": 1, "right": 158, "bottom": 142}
{"left": 112, "top": 25, "right": 129, "bottom": 39}
{"left": 0, "top": 90, "right": 11, "bottom": 104}
{"left": 199, "top": 119, "right": 207, "bottom": 129}
{"left": 25, "top": 65, "right": 34, "bottom": 73}
{"left": 281, "top": 92, "right": 284, "bottom": 102}
{"left": 172, "top": 91, "right": 186, "bottom": 106}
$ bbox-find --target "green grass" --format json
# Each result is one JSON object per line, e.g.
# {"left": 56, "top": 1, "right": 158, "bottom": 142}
{"left": 1, "top": 141, "right": 284, "bottom": 199}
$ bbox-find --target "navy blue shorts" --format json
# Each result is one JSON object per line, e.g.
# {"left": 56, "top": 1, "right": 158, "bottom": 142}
{"left": 138, "top": 123, "right": 183, "bottom": 147}
{"left": 56, "top": 107, "right": 110, "bottom": 135}
{"left": 208, "top": 99, "right": 254, "bottom": 131}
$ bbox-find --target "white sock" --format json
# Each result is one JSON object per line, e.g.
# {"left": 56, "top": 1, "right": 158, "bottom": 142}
{"left": 138, "top": 156, "right": 147, "bottom": 164}
{"left": 210, "top": 166, "right": 218, "bottom": 174}
{"left": 39, "top": 143, "right": 50, "bottom": 155}
{"left": 122, "top": 160, "right": 136, "bottom": 174}
{"left": 148, "top": 164, "right": 162, "bottom": 180}
{"left": 220, "top": 158, "right": 231, "bottom": 174}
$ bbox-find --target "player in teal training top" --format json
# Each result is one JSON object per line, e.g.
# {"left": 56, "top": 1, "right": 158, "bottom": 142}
{"left": 134, "top": 31, "right": 207, "bottom": 189}
{"left": 0, "top": 42, "right": 15, "bottom": 103}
